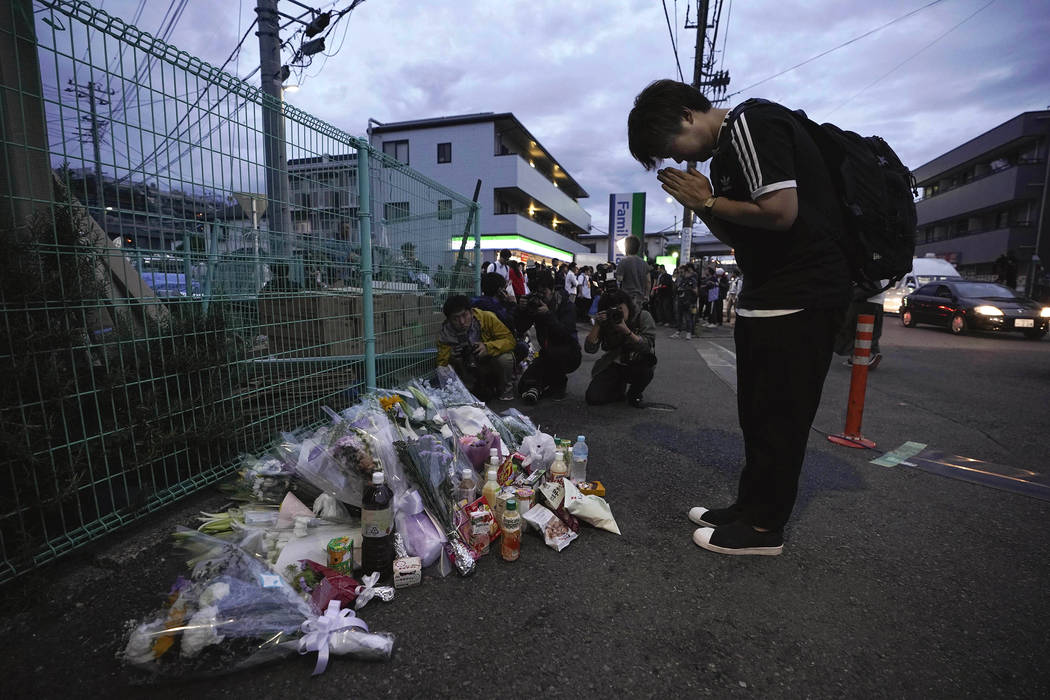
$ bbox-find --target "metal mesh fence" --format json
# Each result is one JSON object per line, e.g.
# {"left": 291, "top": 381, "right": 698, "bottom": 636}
{"left": 0, "top": 0, "right": 480, "bottom": 582}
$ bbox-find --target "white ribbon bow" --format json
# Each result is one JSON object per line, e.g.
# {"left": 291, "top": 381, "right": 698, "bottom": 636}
{"left": 298, "top": 599, "right": 369, "bottom": 675}
{"left": 353, "top": 571, "right": 395, "bottom": 610}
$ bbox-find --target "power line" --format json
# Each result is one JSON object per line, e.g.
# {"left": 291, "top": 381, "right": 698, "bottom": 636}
{"left": 724, "top": 0, "right": 946, "bottom": 100}
{"left": 662, "top": 0, "right": 685, "bottom": 82}
{"left": 826, "top": 0, "right": 997, "bottom": 117}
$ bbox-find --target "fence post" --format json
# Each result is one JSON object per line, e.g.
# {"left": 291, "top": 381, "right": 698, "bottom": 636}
{"left": 827, "top": 313, "right": 876, "bottom": 449}
{"left": 472, "top": 203, "right": 481, "bottom": 296}
{"left": 357, "top": 146, "right": 376, "bottom": 391}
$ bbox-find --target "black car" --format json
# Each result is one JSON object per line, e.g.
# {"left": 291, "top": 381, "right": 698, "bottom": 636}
{"left": 900, "top": 280, "right": 1049, "bottom": 339}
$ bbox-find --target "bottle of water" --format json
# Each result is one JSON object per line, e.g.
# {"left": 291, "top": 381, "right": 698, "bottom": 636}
{"left": 570, "top": 435, "right": 588, "bottom": 482}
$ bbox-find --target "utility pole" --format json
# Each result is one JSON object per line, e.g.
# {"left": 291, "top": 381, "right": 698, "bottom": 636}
{"left": 680, "top": 0, "right": 710, "bottom": 263}
{"left": 65, "top": 78, "right": 115, "bottom": 218}
{"left": 255, "top": 0, "right": 292, "bottom": 259}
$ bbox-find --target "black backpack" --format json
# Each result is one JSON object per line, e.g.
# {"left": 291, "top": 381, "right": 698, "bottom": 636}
{"left": 727, "top": 99, "right": 917, "bottom": 294}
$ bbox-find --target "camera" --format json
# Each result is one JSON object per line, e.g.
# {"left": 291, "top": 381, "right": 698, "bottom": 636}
{"left": 601, "top": 307, "right": 624, "bottom": 326}
{"left": 523, "top": 293, "right": 547, "bottom": 315}
{"left": 454, "top": 343, "right": 480, "bottom": 370}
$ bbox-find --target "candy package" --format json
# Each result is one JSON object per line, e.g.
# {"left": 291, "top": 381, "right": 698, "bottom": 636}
{"left": 522, "top": 504, "right": 577, "bottom": 552}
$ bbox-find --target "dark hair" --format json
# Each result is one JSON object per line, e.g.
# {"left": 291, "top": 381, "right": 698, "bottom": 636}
{"left": 480, "top": 272, "right": 506, "bottom": 296}
{"left": 531, "top": 269, "right": 555, "bottom": 291}
{"left": 499, "top": 248, "right": 512, "bottom": 259}
{"left": 443, "top": 294, "right": 471, "bottom": 317}
{"left": 627, "top": 79, "right": 712, "bottom": 170}
{"left": 625, "top": 236, "right": 641, "bottom": 255}
{"left": 597, "top": 288, "right": 635, "bottom": 317}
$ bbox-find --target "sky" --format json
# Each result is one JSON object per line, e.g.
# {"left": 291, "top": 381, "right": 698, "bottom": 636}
{"left": 52, "top": 0, "right": 1050, "bottom": 236}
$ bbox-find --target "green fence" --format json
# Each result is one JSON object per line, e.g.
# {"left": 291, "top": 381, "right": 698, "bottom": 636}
{"left": 0, "top": 0, "right": 481, "bottom": 583}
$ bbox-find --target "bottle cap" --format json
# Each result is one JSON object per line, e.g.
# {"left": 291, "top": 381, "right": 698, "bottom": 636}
{"left": 490, "top": 448, "right": 498, "bottom": 457}
{"left": 462, "top": 469, "right": 474, "bottom": 480}
{"left": 577, "top": 435, "right": 585, "bottom": 442}
{"left": 555, "top": 450, "right": 563, "bottom": 459}
{"left": 372, "top": 471, "right": 385, "bottom": 485}
{"left": 506, "top": 498, "right": 517, "bottom": 511}
{"left": 487, "top": 469, "right": 497, "bottom": 480}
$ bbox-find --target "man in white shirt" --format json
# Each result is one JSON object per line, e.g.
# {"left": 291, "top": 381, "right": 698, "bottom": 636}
{"left": 564, "top": 263, "right": 579, "bottom": 304}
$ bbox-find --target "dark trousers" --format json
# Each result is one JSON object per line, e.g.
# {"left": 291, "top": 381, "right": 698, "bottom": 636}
{"left": 708, "top": 296, "right": 724, "bottom": 325}
{"left": 575, "top": 295, "right": 592, "bottom": 321}
{"left": 450, "top": 353, "right": 514, "bottom": 402}
{"left": 518, "top": 344, "right": 581, "bottom": 397}
{"left": 733, "top": 308, "right": 844, "bottom": 530}
{"left": 585, "top": 356, "right": 655, "bottom": 405}
{"left": 834, "top": 300, "right": 883, "bottom": 356}
{"left": 677, "top": 303, "right": 695, "bottom": 333}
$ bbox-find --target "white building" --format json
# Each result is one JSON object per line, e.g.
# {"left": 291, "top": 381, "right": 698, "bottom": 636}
{"left": 367, "top": 112, "right": 591, "bottom": 264}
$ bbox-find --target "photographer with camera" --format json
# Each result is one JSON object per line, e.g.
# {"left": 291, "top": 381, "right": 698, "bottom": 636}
{"left": 436, "top": 295, "right": 516, "bottom": 402}
{"left": 514, "top": 271, "right": 581, "bottom": 404}
{"left": 584, "top": 289, "right": 657, "bottom": 408}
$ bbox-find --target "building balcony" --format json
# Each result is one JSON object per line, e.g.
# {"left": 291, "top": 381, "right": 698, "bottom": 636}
{"left": 917, "top": 161, "right": 1046, "bottom": 225}
{"left": 489, "top": 154, "right": 590, "bottom": 230}
{"left": 489, "top": 212, "right": 588, "bottom": 255}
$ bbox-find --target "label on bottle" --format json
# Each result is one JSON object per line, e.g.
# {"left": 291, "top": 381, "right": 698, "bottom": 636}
{"left": 362, "top": 507, "right": 392, "bottom": 538}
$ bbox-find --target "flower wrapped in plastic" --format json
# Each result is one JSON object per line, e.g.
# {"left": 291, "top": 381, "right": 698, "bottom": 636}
{"left": 457, "top": 426, "right": 502, "bottom": 471}
{"left": 394, "top": 433, "right": 475, "bottom": 576}
{"left": 122, "top": 529, "right": 393, "bottom": 680}
{"left": 336, "top": 397, "right": 411, "bottom": 502}
{"left": 219, "top": 453, "right": 293, "bottom": 505}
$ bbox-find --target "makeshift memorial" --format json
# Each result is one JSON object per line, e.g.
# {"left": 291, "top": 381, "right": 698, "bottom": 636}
{"left": 353, "top": 571, "right": 396, "bottom": 610}
{"left": 522, "top": 504, "right": 577, "bottom": 551}
{"left": 286, "top": 559, "right": 361, "bottom": 613}
{"left": 295, "top": 600, "right": 394, "bottom": 675}
{"left": 563, "top": 479, "right": 621, "bottom": 535}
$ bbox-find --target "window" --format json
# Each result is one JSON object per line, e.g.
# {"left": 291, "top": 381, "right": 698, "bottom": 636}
{"left": 382, "top": 140, "right": 409, "bottom": 165}
{"left": 437, "top": 142, "right": 452, "bottom": 163}
{"left": 384, "top": 201, "right": 409, "bottom": 221}
{"left": 437, "top": 199, "right": 452, "bottom": 220}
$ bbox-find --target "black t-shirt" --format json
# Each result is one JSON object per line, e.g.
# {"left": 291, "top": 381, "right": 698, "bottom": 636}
{"left": 710, "top": 101, "right": 850, "bottom": 310}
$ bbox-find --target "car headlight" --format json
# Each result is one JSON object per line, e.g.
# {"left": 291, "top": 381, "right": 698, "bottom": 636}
{"left": 974, "top": 305, "right": 1003, "bottom": 316}
{"left": 1041, "top": 307, "right": 1050, "bottom": 318}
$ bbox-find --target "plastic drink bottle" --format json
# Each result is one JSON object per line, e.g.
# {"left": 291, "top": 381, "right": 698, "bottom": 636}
{"left": 550, "top": 450, "right": 568, "bottom": 482}
{"left": 482, "top": 468, "right": 501, "bottom": 509}
{"left": 362, "top": 471, "right": 394, "bottom": 579}
{"left": 501, "top": 498, "right": 521, "bottom": 561}
{"left": 570, "top": 435, "right": 588, "bottom": 482}
{"left": 455, "top": 468, "right": 477, "bottom": 505}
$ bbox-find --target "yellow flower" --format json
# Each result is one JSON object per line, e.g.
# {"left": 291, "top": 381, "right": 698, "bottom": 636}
{"left": 379, "top": 395, "right": 404, "bottom": 412}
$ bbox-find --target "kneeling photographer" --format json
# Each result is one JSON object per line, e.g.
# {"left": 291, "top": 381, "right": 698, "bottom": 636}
{"left": 584, "top": 289, "right": 657, "bottom": 407}
{"left": 515, "top": 271, "right": 581, "bottom": 404}
{"left": 436, "top": 295, "right": 516, "bottom": 402}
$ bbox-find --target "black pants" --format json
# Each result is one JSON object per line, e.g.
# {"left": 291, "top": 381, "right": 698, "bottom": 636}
{"left": 834, "top": 300, "right": 883, "bottom": 356}
{"left": 450, "top": 353, "right": 513, "bottom": 402}
{"left": 733, "top": 308, "right": 844, "bottom": 530}
{"left": 708, "top": 296, "right": 724, "bottom": 325}
{"left": 518, "top": 344, "right": 581, "bottom": 397}
{"left": 585, "top": 355, "right": 655, "bottom": 405}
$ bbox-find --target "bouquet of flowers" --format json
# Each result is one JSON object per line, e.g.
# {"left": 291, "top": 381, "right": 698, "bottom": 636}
{"left": 122, "top": 529, "right": 393, "bottom": 680}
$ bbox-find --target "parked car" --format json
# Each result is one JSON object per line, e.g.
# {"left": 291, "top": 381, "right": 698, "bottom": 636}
{"left": 883, "top": 254, "right": 963, "bottom": 314}
{"left": 900, "top": 280, "right": 1050, "bottom": 339}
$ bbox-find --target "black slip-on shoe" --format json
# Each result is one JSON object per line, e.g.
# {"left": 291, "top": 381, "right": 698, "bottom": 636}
{"left": 687, "top": 505, "right": 743, "bottom": 528}
{"left": 692, "top": 521, "right": 784, "bottom": 556}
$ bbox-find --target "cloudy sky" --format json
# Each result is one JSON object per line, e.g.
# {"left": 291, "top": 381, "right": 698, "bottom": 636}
{"left": 55, "top": 0, "right": 1050, "bottom": 234}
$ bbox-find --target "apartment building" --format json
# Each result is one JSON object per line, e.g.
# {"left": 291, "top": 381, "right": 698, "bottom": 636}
{"left": 913, "top": 110, "right": 1050, "bottom": 284}
{"left": 367, "top": 112, "right": 591, "bottom": 264}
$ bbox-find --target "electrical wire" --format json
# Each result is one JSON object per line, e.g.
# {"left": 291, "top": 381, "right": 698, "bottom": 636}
{"left": 826, "top": 0, "right": 997, "bottom": 117}
{"left": 662, "top": 0, "right": 685, "bottom": 82}
{"left": 724, "top": 0, "right": 946, "bottom": 100}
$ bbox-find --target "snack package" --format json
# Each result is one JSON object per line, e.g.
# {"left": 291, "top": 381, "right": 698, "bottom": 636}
{"left": 538, "top": 480, "right": 579, "bottom": 533}
{"left": 577, "top": 481, "right": 606, "bottom": 498}
{"left": 563, "top": 480, "right": 621, "bottom": 535}
{"left": 522, "top": 504, "right": 577, "bottom": 552}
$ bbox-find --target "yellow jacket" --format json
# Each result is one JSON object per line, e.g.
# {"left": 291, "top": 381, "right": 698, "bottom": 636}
{"left": 436, "top": 308, "right": 515, "bottom": 366}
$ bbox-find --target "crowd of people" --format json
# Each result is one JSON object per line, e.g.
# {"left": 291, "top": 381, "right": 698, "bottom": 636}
{"left": 434, "top": 238, "right": 745, "bottom": 411}
{"left": 435, "top": 248, "right": 659, "bottom": 409}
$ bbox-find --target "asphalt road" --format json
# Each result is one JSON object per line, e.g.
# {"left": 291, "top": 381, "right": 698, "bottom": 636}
{"left": 2, "top": 316, "right": 1048, "bottom": 699}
